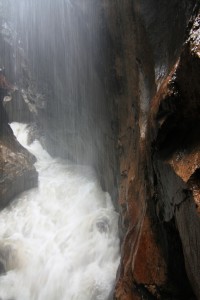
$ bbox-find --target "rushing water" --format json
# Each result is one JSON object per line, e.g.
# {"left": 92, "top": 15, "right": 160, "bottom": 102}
{"left": 0, "top": 123, "right": 120, "bottom": 300}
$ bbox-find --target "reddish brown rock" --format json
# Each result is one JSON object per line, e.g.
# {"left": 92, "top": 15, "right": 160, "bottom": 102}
{"left": 149, "top": 12, "right": 200, "bottom": 299}
{"left": 102, "top": 2, "right": 200, "bottom": 299}
{"left": 133, "top": 216, "right": 167, "bottom": 286}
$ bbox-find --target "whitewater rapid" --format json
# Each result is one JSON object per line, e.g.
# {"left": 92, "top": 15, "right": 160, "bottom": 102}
{"left": 0, "top": 123, "right": 120, "bottom": 300}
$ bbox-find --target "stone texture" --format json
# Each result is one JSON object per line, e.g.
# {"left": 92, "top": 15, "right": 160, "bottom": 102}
{"left": 102, "top": 1, "right": 199, "bottom": 299}
{"left": 151, "top": 13, "right": 200, "bottom": 299}
{"left": 0, "top": 129, "right": 38, "bottom": 208}
{"left": 0, "top": 74, "right": 38, "bottom": 209}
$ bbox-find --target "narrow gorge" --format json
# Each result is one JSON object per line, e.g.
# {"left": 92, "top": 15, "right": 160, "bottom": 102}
{"left": 0, "top": 1, "right": 199, "bottom": 299}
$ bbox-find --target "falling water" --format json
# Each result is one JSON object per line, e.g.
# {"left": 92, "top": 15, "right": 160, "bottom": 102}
{"left": 0, "top": 0, "right": 120, "bottom": 298}
{"left": 1, "top": 0, "right": 113, "bottom": 166}
{"left": 0, "top": 123, "right": 120, "bottom": 300}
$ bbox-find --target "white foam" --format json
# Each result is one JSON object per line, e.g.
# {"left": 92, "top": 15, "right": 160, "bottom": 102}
{"left": 0, "top": 122, "right": 120, "bottom": 300}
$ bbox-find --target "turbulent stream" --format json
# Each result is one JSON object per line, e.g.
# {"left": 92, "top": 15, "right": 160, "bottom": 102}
{"left": 0, "top": 123, "right": 120, "bottom": 300}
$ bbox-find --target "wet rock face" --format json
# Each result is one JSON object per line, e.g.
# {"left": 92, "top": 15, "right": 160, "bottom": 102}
{"left": 0, "top": 131, "right": 38, "bottom": 209}
{"left": 152, "top": 13, "right": 200, "bottom": 299}
{"left": 0, "top": 77, "right": 38, "bottom": 209}
{"left": 102, "top": 1, "right": 199, "bottom": 299}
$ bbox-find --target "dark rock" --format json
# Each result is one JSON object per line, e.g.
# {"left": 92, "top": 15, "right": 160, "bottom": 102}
{"left": 0, "top": 73, "right": 38, "bottom": 209}
{"left": 0, "top": 119, "right": 38, "bottom": 208}
{"left": 102, "top": 1, "right": 199, "bottom": 299}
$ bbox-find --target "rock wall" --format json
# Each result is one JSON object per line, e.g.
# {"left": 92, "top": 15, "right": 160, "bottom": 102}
{"left": 152, "top": 14, "right": 200, "bottom": 298}
{"left": 101, "top": 1, "right": 200, "bottom": 299}
{"left": 0, "top": 74, "right": 38, "bottom": 208}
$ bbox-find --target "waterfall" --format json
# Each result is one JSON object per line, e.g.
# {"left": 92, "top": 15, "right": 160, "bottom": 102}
{"left": 0, "top": 122, "right": 120, "bottom": 300}
{"left": 0, "top": 0, "right": 117, "bottom": 197}
{"left": 0, "top": 0, "right": 120, "bottom": 297}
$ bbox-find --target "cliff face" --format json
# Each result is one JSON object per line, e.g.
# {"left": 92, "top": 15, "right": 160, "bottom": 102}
{"left": 102, "top": 1, "right": 200, "bottom": 299}
{"left": 152, "top": 14, "right": 200, "bottom": 298}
